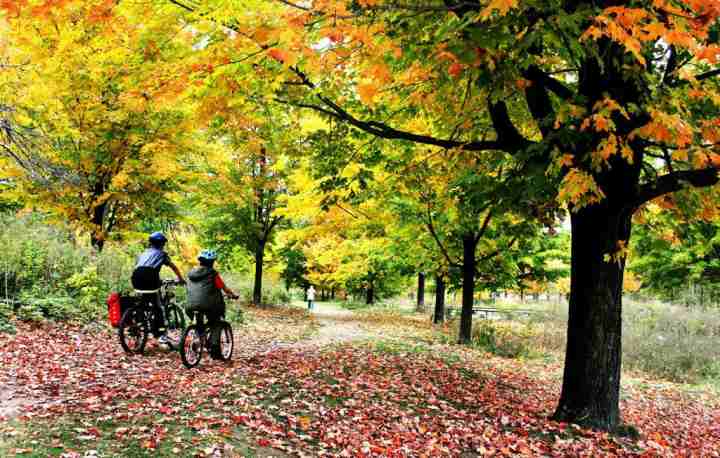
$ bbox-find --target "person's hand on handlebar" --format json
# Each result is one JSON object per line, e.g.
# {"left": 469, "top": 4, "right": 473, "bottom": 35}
{"left": 221, "top": 284, "right": 239, "bottom": 300}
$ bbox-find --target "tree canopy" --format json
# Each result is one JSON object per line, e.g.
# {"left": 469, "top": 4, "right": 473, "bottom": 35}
{"left": 3, "top": 0, "right": 720, "bottom": 432}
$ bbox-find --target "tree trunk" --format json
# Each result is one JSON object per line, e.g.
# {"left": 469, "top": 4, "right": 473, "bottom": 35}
{"left": 366, "top": 284, "right": 374, "bottom": 305}
{"left": 416, "top": 272, "right": 425, "bottom": 312}
{"left": 459, "top": 232, "right": 476, "bottom": 344}
{"left": 90, "top": 235, "right": 105, "bottom": 252}
{"left": 253, "top": 240, "right": 265, "bottom": 306}
{"left": 90, "top": 200, "right": 107, "bottom": 252}
{"left": 433, "top": 274, "right": 446, "bottom": 324}
{"left": 553, "top": 205, "right": 631, "bottom": 430}
{"left": 331, "top": 287, "right": 336, "bottom": 300}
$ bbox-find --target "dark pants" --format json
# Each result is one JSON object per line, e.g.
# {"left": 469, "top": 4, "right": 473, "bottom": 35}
{"left": 195, "top": 307, "right": 224, "bottom": 333}
{"left": 132, "top": 267, "right": 164, "bottom": 335}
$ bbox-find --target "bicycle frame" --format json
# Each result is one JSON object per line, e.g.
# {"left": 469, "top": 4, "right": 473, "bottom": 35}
{"left": 134, "top": 280, "right": 182, "bottom": 325}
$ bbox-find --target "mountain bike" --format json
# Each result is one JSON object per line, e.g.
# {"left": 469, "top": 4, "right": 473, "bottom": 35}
{"left": 179, "top": 308, "right": 234, "bottom": 368}
{"left": 118, "top": 279, "right": 187, "bottom": 354}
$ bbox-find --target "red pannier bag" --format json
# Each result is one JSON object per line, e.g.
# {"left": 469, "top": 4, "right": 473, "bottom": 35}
{"left": 107, "top": 292, "right": 122, "bottom": 327}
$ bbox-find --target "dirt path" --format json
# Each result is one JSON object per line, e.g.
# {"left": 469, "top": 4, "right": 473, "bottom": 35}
{"left": 303, "top": 305, "right": 371, "bottom": 346}
{"left": 0, "top": 306, "right": 366, "bottom": 422}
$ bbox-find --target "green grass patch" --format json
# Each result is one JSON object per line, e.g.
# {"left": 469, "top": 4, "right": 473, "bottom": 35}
{"left": 0, "top": 409, "right": 268, "bottom": 458}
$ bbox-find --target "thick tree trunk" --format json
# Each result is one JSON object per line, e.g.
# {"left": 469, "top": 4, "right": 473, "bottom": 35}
{"left": 416, "top": 272, "right": 425, "bottom": 311}
{"left": 553, "top": 205, "right": 632, "bottom": 430}
{"left": 433, "top": 274, "right": 445, "bottom": 324}
{"left": 459, "top": 232, "right": 476, "bottom": 344}
{"left": 253, "top": 241, "right": 265, "bottom": 306}
{"left": 331, "top": 288, "right": 336, "bottom": 300}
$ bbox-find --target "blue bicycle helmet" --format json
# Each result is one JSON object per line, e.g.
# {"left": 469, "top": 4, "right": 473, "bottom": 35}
{"left": 199, "top": 249, "right": 217, "bottom": 261}
{"left": 148, "top": 231, "right": 167, "bottom": 245}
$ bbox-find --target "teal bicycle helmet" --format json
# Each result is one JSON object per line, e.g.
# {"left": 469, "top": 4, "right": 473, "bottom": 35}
{"left": 199, "top": 249, "right": 217, "bottom": 261}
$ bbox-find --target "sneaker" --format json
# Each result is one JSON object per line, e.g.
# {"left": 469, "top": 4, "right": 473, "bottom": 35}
{"left": 158, "top": 334, "right": 169, "bottom": 345}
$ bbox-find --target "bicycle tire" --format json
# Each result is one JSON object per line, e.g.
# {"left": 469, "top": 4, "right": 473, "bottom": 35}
{"left": 118, "top": 306, "right": 148, "bottom": 354}
{"left": 164, "top": 303, "right": 186, "bottom": 350}
{"left": 180, "top": 324, "right": 203, "bottom": 368}
{"left": 211, "top": 321, "right": 233, "bottom": 361}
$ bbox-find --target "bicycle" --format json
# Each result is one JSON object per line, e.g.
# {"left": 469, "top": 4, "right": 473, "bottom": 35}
{"left": 179, "top": 306, "right": 234, "bottom": 368}
{"left": 118, "top": 279, "right": 187, "bottom": 354}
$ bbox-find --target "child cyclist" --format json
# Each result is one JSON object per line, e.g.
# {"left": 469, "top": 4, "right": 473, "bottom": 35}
{"left": 131, "top": 232, "right": 186, "bottom": 344}
{"left": 186, "top": 250, "right": 238, "bottom": 337}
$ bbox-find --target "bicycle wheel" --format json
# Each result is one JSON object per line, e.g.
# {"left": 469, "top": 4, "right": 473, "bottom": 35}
{"left": 164, "top": 304, "right": 186, "bottom": 350}
{"left": 180, "top": 325, "right": 203, "bottom": 368}
{"left": 212, "top": 321, "right": 233, "bottom": 361}
{"left": 118, "top": 306, "right": 148, "bottom": 354}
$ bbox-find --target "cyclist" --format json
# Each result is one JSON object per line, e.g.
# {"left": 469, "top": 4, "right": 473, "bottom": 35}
{"left": 131, "top": 232, "right": 186, "bottom": 344}
{"left": 186, "top": 249, "right": 238, "bottom": 341}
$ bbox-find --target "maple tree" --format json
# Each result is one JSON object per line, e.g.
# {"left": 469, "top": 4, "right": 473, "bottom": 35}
{"left": 190, "top": 106, "right": 294, "bottom": 306}
{"left": 152, "top": 0, "right": 720, "bottom": 430}
{"left": 0, "top": 0, "right": 195, "bottom": 250}
{"left": 631, "top": 205, "right": 720, "bottom": 304}
{"left": 278, "top": 154, "right": 410, "bottom": 304}
{"left": 4, "top": 0, "right": 720, "bottom": 434}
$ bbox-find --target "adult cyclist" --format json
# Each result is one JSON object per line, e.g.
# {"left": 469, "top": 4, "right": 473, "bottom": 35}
{"left": 131, "top": 232, "right": 186, "bottom": 344}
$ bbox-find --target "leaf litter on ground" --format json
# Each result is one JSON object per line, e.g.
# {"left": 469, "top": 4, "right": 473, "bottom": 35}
{"left": 0, "top": 305, "right": 718, "bottom": 457}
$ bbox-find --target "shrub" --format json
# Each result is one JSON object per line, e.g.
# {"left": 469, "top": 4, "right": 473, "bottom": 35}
{"left": 0, "top": 212, "right": 136, "bottom": 326}
{"left": 0, "top": 300, "right": 16, "bottom": 333}
{"left": 471, "top": 320, "right": 535, "bottom": 358}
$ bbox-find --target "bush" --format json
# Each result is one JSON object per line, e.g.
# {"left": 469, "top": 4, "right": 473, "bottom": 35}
{"left": 220, "top": 274, "right": 291, "bottom": 306}
{"left": 471, "top": 320, "right": 535, "bottom": 358}
{"left": 0, "top": 300, "right": 16, "bottom": 333}
{"left": 0, "top": 212, "right": 137, "bottom": 326}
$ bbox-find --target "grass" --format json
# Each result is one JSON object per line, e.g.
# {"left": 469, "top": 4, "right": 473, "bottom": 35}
{"left": 343, "top": 296, "right": 720, "bottom": 386}
{"left": 0, "top": 415, "right": 271, "bottom": 458}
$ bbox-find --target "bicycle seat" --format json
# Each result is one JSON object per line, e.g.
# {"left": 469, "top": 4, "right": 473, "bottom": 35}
{"left": 134, "top": 289, "right": 160, "bottom": 295}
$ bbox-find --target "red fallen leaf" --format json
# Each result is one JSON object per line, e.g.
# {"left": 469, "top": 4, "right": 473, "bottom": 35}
{"left": 257, "top": 437, "right": 271, "bottom": 447}
{"left": 142, "top": 437, "right": 158, "bottom": 449}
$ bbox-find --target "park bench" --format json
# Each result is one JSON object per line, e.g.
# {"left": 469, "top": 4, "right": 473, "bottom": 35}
{"left": 444, "top": 306, "right": 540, "bottom": 320}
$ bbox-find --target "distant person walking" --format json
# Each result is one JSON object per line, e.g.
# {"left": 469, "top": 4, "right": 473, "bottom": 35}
{"left": 307, "top": 285, "right": 316, "bottom": 311}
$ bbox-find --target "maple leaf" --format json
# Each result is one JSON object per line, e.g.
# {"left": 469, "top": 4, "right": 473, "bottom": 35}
{"left": 267, "top": 48, "right": 288, "bottom": 63}
{"left": 447, "top": 62, "right": 464, "bottom": 78}
{"left": 357, "top": 82, "right": 379, "bottom": 106}
{"left": 479, "top": 0, "right": 519, "bottom": 20}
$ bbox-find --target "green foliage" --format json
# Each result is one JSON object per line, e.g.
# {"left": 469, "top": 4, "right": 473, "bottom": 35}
{"left": 631, "top": 215, "right": 720, "bottom": 304}
{"left": 0, "top": 212, "right": 138, "bottom": 326}
{"left": 225, "top": 275, "right": 291, "bottom": 306}
{"left": 0, "top": 300, "right": 15, "bottom": 333}
{"left": 66, "top": 266, "right": 108, "bottom": 319}
{"left": 470, "top": 320, "right": 535, "bottom": 359}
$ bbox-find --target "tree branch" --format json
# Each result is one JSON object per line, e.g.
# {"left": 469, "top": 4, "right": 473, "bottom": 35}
{"left": 696, "top": 68, "right": 720, "bottom": 81}
{"left": 474, "top": 208, "right": 493, "bottom": 244}
{"left": 425, "top": 203, "right": 461, "bottom": 269}
{"left": 634, "top": 167, "right": 720, "bottom": 207}
{"left": 524, "top": 65, "right": 574, "bottom": 101}
{"left": 487, "top": 100, "right": 534, "bottom": 151}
